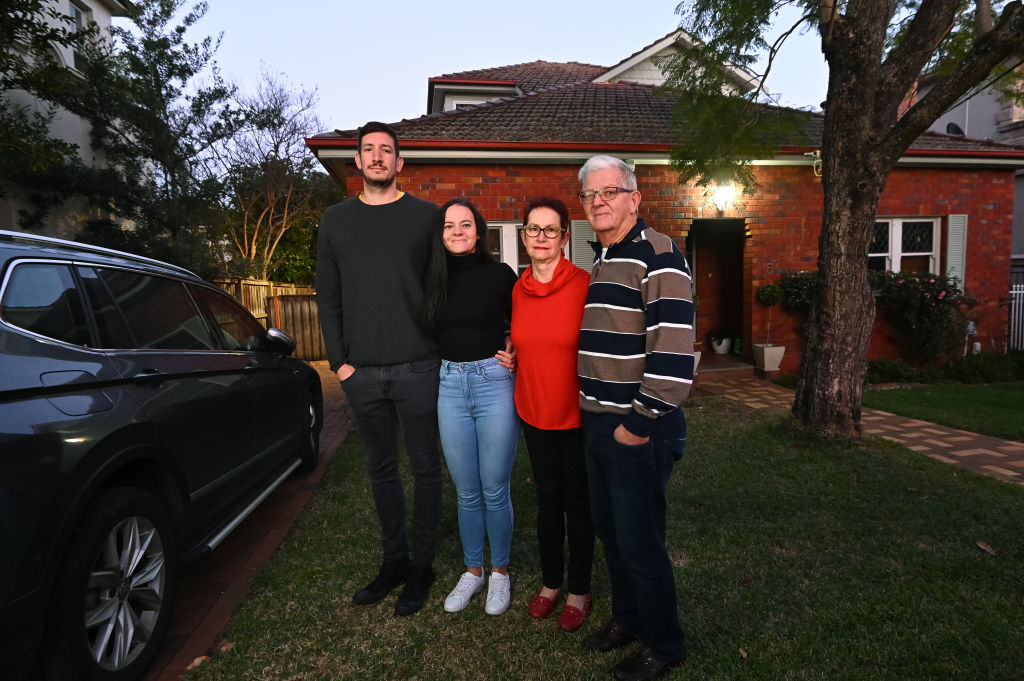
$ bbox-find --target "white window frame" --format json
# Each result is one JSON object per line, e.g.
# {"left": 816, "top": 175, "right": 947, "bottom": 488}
{"left": 869, "top": 217, "right": 940, "bottom": 273}
{"left": 487, "top": 222, "right": 521, "bottom": 272}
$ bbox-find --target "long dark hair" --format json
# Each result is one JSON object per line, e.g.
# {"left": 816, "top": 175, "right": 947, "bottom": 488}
{"left": 421, "top": 197, "right": 494, "bottom": 330}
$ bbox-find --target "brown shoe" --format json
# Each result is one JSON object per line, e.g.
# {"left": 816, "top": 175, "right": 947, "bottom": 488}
{"left": 582, "top": 618, "right": 637, "bottom": 652}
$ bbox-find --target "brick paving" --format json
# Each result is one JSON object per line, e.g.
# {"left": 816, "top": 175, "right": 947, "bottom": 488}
{"left": 695, "top": 368, "right": 1024, "bottom": 487}
{"left": 146, "top": 360, "right": 1022, "bottom": 679}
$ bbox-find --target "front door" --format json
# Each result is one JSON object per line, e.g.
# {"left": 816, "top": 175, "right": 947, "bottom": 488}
{"left": 686, "top": 219, "right": 746, "bottom": 353}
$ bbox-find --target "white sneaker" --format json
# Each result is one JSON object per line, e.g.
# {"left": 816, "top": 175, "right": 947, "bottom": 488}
{"left": 484, "top": 571, "right": 511, "bottom": 615}
{"left": 444, "top": 571, "right": 486, "bottom": 613}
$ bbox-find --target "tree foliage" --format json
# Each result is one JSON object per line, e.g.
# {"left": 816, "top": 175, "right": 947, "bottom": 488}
{"left": 73, "top": 0, "right": 244, "bottom": 273}
{"left": 0, "top": 0, "right": 116, "bottom": 227}
{"left": 213, "top": 74, "right": 343, "bottom": 281}
{"left": 665, "top": 0, "right": 1024, "bottom": 437}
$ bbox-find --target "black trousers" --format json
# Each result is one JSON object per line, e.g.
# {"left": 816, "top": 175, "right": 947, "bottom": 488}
{"left": 522, "top": 421, "right": 594, "bottom": 595}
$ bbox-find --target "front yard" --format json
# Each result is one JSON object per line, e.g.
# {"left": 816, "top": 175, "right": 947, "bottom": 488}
{"left": 183, "top": 395, "right": 1024, "bottom": 681}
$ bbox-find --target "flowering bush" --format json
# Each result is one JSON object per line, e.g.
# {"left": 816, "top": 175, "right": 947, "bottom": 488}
{"left": 872, "top": 271, "right": 963, "bottom": 364}
{"left": 777, "top": 269, "right": 966, "bottom": 364}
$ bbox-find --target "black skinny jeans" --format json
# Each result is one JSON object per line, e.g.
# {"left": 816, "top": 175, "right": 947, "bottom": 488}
{"left": 341, "top": 359, "right": 443, "bottom": 566}
{"left": 522, "top": 421, "right": 594, "bottom": 595}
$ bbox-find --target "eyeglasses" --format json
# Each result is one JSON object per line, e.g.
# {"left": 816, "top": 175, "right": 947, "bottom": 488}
{"left": 522, "top": 224, "right": 564, "bottom": 238}
{"left": 578, "top": 186, "right": 633, "bottom": 204}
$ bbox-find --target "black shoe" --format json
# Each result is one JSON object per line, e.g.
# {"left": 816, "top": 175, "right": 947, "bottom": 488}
{"left": 394, "top": 564, "right": 435, "bottom": 616}
{"left": 583, "top": 619, "right": 638, "bottom": 652}
{"left": 352, "top": 557, "right": 411, "bottom": 605}
{"left": 611, "top": 647, "right": 682, "bottom": 681}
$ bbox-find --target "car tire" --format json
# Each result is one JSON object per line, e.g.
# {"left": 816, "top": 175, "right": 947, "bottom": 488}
{"left": 297, "top": 385, "right": 322, "bottom": 472}
{"left": 43, "top": 487, "right": 177, "bottom": 681}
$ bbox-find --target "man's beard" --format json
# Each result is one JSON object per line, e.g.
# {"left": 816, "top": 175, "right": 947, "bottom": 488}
{"left": 363, "top": 166, "right": 396, "bottom": 189}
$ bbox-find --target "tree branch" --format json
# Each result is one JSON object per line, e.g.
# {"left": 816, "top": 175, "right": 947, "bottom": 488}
{"left": 878, "top": 0, "right": 1024, "bottom": 164}
{"left": 874, "top": 0, "right": 962, "bottom": 128}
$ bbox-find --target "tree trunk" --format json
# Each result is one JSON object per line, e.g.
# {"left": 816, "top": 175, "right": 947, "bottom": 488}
{"left": 793, "top": 2, "right": 890, "bottom": 438}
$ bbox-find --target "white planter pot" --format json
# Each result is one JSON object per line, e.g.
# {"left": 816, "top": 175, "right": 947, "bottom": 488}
{"left": 693, "top": 350, "right": 701, "bottom": 374}
{"left": 710, "top": 338, "right": 731, "bottom": 355}
{"left": 752, "top": 344, "right": 785, "bottom": 371}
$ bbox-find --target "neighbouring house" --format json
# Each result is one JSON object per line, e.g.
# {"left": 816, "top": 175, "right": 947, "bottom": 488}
{"left": 306, "top": 31, "right": 1024, "bottom": 373}
{"left": 0, "top": 0, "right": 129, "bottom": 238}
{"left": 912, "top": 53, "right": 1024, "bottom": 287}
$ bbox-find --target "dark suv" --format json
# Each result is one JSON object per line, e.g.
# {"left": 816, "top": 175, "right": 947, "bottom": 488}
{"left": 0, "top": 230, "right": 323, "bottom": 681}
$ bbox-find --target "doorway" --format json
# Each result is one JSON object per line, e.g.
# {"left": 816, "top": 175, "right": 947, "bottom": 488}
{"left": 686, "top": 219, "right": 746, "bottom": 352}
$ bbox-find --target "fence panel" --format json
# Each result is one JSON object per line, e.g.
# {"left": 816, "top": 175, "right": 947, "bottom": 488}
{"left": 267, "top": 294, "right": 325, "bottom": 361}
{"left": 211, "top": 279, "right": 315, "bottom": 326}
{"left": 1011, "top": 284, "right": 1024, "bottom": 351}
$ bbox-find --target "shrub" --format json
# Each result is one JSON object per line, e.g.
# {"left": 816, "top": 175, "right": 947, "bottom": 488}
{"left": 948, "top": 352, "right": 1019, "bottom": 383}
{"left": 865, "top": 359, "right": 921, "bottom": 384}
{"left": 778, "top": 270, "right": 817, "bottom": 309}
{"left": 872, "top": 271, "right": 963, "bottom": 364}
{"left": 757, "top": 283, "right": 784, "bottom": 344}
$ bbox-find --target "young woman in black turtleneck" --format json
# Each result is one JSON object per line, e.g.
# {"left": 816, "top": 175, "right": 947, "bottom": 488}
{"left": 422, "top": 198, "right": 520, "bottom": 616}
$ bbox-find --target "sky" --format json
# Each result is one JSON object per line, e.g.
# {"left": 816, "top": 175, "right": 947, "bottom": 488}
{"left": 183, "top": 1, "right": 830, "bottom": 135}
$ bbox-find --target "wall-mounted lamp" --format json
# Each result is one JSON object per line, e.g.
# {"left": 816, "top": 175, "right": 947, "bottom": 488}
{"left": 709, "top": 184, "right": 736, "bottom": 212}
{"left": 699, "top": 182, "right": 747, "bottom": 218}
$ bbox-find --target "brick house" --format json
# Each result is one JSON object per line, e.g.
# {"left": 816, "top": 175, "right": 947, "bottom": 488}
{"left": 306, "top": 32, "right": 1024, "bottom": 372}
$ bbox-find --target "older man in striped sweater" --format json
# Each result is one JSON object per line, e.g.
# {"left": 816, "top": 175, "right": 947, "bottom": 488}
{"left": 575, "top": 155, "right": 695, "bottom": 681}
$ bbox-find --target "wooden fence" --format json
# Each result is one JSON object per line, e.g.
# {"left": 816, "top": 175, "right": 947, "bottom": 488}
{"left": 211, "top": 279, "right": 324, "bottom": 361}
{"left": 211, "top": 278, "right": 315, "bottom": 327}
{"left": 266, "top": 294, "right": 326, "bottom": 361}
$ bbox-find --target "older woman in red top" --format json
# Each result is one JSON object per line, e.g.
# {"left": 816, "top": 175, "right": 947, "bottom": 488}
{"left": 511, "top": 196, "right": 594, "bottom": 631}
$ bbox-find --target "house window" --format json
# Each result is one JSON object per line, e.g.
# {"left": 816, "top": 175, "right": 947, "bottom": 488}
{"left": 68, "top": 1, "right": 90, "bottom": 71}
{"left": 486, "top": 223, "right": 526, "bottom": 273}
{"left": 868, "top": 218, "right": 939, "bottom": 273}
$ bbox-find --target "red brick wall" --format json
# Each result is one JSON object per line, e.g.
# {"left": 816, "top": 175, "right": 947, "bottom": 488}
{"left": 342, "top": 160, "right": 1014, "bottom": 371}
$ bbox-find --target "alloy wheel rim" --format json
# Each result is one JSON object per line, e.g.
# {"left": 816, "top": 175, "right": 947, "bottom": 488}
{"left": 83, "top": 515, "right": 166, "bottom": 670}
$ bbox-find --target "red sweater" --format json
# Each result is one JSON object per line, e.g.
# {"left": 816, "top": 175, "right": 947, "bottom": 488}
{"left": 511, "top": 257, "right": 590, "bottom": 430}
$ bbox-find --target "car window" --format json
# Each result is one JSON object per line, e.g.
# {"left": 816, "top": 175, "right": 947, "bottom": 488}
{"left": 78, "top": 267, "right": 137, "bottom": 348}
{"left": 94, "top": 268, "right": 216, "bottom": 350}
{"left": 190, "top": 285, "right": 265, "bottom": 351}
{"left": 1, "top": 262, "right": 91, "bottom": 346}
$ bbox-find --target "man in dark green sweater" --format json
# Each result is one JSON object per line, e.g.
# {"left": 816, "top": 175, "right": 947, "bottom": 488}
{"left": 315, "top": 121, "right": 441, "bottom": 616}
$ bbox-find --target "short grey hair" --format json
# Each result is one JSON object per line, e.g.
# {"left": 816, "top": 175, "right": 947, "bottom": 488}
{"left": 578, "top": 155, "right": 637, "bottom": 191}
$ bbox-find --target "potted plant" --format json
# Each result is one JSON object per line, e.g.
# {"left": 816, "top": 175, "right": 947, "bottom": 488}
{"left": 708, "top": 328, "right": 732, "bottom": 354}
{"left": 753, "top": 283, "right": 785, "bottom": 372}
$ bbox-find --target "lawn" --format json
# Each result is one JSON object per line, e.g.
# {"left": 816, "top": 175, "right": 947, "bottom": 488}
{"left": 184, "top": 395, "right": 1024, "bottom": 681}
{"left": 862, "top": 381, "right": 1024, "bottom": 442}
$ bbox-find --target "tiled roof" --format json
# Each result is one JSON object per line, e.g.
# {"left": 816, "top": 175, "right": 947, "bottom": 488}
{"left": 312, "top": 80, "right": 1023, "bottom": 156}
{"left": 433, "top": 60, "right": 607, "bottom": 94}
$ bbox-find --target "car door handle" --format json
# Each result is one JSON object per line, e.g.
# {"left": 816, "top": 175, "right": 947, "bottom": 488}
{"left": 133, "top": 368, "right": 166, "bottom": 384}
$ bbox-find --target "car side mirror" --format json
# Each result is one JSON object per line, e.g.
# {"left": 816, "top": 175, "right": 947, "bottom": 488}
{"left": 264, "top": 327, "right": 297, "bottom": 355}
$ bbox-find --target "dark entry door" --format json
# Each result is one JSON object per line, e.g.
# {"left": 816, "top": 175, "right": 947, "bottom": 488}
{"left": 686, "top": 219, "right": 746, "bottom": 351}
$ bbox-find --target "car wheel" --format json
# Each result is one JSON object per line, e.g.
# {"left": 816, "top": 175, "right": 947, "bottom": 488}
{"left": 298, "top": 386, "right": 322, "bottom": 472}
{"left": 43, "top": 487, "right": 177, "bottom": 681}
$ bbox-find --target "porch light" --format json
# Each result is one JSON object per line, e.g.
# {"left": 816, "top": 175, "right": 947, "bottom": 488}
{"left": 709, "top": 183, "right": 736, "bottom": 212}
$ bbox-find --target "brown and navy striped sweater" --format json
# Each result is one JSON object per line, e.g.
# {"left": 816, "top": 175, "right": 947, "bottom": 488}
{"left": 577, "top": 218, "right": 695, "bottom": 439}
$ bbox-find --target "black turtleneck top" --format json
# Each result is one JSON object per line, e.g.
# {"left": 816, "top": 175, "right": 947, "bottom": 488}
{"left": 437, "top": 253, "right": 518, "bottom": 362}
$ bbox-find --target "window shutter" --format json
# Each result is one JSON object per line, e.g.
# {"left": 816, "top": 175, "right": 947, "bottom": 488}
{"left": 570, "top": 220, "right": 596, "bottom": 272}
{"left": 946, "top": 214, "right": 967, "bottom": 283}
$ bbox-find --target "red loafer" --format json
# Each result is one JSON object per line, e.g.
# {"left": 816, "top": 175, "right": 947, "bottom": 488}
{"left": 558, "top": 594, "right": 591, "bottom": 631}
{"left": 529, "top": 588, "right": 560, "bottom": 619}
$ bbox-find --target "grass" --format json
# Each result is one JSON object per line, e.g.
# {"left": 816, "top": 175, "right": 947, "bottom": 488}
{"left": 183, "top": 395, "right": 1024, "bottom": 681}
{"left": 862, "top": 381, "right": 1024, "bottom": 442}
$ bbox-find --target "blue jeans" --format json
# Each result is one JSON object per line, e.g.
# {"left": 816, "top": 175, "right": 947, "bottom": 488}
{"left": 585, "top": 431, "right": 686, "bottom": 663}
{"left": 341, "top": 359, "right": 442, "bottom": 566}
{"left": 438, "top": 357, "right": 519, "bottom": 569}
